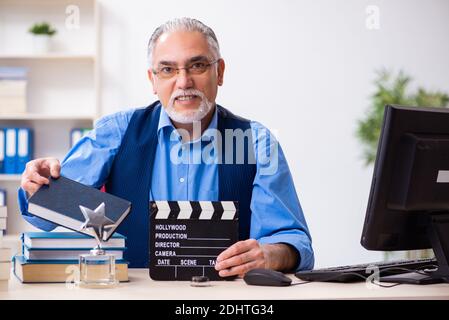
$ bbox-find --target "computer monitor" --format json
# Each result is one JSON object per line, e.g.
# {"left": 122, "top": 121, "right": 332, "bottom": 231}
{"left": 361, "top": 104, "right": 449, "bottom": 284}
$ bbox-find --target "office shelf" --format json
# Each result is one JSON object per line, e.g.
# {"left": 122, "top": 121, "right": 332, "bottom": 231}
{"left": 0, "top": 0, "right": 100, "bottom": 235}
{"left": 0, "top": 114, "right": 95, "bottom": 121}
{"left": 0, "top": 175, "right": 22, "bottom": 182}
{"left": 0, "top": 54, "right": 95, "bottom": 61}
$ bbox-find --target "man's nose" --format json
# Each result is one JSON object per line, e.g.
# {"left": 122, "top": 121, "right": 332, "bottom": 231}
{"left": 175, "top": 68, "right": 193, "bottom": 89}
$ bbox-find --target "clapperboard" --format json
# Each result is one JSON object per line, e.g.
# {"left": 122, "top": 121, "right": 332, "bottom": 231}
{"left": 149, "top": 201, "right": 239, "bottom": 280}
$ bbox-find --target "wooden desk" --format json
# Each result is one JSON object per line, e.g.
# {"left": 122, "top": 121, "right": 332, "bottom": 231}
{"left": 1, "top": 269, "right": 448, "bottom": 300}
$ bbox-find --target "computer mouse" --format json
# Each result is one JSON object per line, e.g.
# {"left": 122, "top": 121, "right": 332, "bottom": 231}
{"left": 243, "top": 268, "right": 292, "bottom": 287}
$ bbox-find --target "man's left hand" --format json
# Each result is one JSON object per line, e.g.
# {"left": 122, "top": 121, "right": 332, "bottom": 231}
{"left": 214, "top": 239, "right": 266, "bottom": 277}
{"left": 215, "top": 239, "right": 299, "bottom": 277}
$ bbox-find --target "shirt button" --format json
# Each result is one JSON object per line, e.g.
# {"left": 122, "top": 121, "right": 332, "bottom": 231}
{"left": 179, "top": 177, "right": 185, "bottom": 183}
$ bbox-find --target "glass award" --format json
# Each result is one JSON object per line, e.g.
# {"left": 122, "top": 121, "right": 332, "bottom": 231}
{"left": 78, "top": 246, "right": 118, "bottom": 288}
{"left": 76, "top": 202, "right": 118, "bottom": 289}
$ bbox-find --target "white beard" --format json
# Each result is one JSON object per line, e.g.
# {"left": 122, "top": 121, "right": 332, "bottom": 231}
{"left": 165, "top": 89, "right": 214, "bottom": 124}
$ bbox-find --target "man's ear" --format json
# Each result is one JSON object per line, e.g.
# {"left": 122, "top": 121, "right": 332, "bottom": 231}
{"left": 147, "top": 69, "right": 157, "bottom": 94}
{"left": 217, "top": 59, "right": 225, "bottom": 86}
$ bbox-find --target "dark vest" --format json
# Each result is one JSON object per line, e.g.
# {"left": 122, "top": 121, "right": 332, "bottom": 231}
{"left": 106, "top": 101, "right": 257, "bottom": 268}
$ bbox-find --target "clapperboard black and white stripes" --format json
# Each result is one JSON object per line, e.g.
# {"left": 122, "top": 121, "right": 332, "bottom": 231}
{"left": 149, "top": 201, "right": 239, "bottom": 280}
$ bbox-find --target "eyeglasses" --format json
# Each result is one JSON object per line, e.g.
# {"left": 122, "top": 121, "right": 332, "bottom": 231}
{"left": 152, "top": 59, "right": 219, "bottom": 80}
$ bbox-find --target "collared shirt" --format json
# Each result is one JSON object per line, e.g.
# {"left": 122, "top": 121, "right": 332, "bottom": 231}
{"left": 18, "top": 104, "right": 314, "bottom": 271}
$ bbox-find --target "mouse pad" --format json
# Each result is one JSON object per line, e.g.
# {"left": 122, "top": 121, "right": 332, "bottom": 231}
{"left": 149, "top": 201, "right": 239, "bottom": 280}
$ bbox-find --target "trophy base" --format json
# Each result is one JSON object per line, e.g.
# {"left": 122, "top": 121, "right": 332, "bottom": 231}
{"left": 76, "top": 280, "right": 118, "bottom": 289}
{"left": 77, "top": 248, "right": 118, "bottom": 289}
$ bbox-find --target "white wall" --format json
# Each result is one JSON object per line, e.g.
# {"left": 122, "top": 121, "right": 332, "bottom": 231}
{"left": 98, "top": 0, "right": 449, "bottom": 268}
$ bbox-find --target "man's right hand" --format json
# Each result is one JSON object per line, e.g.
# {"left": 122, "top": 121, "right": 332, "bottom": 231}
{"left": 20, "top": 157, "right": 61, "bottom": 197}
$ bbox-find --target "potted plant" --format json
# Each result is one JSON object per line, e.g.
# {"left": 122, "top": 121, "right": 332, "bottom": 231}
{"left": 28, "top": 22, "right": 57, "bottom": 54}
{"left": 357, "top": 69, "right": 449, "bottom": 166}
{"left": 356, "top": 69, "right": 449, "bottom": 260}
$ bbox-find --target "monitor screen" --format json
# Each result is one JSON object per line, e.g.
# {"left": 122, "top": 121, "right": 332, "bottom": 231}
{"left": 361, "top": 104, "right": 449, "bottom": 283}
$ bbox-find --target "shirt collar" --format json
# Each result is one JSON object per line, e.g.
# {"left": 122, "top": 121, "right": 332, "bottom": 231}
{"left": 157, "top": 104, "right": 174, "bottom": 132}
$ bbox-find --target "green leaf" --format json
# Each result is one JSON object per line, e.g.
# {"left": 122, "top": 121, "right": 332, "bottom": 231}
{"left": 29, "top": 22, "right": 57, "bottom": 36}
{"left": 356, "top": 70, "right": 449, "bottom": 165}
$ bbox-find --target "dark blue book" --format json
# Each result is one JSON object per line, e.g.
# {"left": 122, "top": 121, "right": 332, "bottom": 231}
{"left": 22, "top": 231, "right": 126, "bottom": 249}
{"left": 27, "top": 176, "right": 131, "bottom": 241}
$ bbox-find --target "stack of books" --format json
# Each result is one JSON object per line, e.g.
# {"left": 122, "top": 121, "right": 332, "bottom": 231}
{"left": 0, "top": 67, "right": 28, "bottom": 115}
{"left": 0, "top": 237, "right": 12, "bottom": 283}
{"left": 0, "top": 189, "right": 7, "bottom": 235}
{"left": 13, "top": 232, "right": 129, "bottom": 283}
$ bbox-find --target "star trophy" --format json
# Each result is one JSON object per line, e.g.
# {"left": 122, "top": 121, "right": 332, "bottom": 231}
{"left": 77, "top": 202, "right": 118, "bottom": 288}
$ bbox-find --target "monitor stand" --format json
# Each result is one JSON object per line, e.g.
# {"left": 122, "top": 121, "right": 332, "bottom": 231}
{"left": 382, "top": 212, "right": 449, "bottom": 285}
{"left": 380, "top": 271, "right": 443, "bottom": 285}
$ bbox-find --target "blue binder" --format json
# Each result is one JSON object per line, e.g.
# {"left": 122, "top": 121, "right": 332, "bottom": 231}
{"left": 16, "top": 128, "right": 33, "bottom": 174}
{"left": 4, "top": 128, "right": 17, "bottom": 174}
{"left": 0, "top": 188, "right": 6, "bottom": 206}
{"left": 0, "top": 128, "right": 5, "bottom": 174}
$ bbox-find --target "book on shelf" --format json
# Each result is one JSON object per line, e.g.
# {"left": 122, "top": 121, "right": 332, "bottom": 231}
{"left": 0, "top": 80, "right": 26, "bottom": 96}
{"left": 0, "top": 130, "right": 4, "bottom": 173}
{"left": 28, "top": 176, "right": 132, "bottom": 241}
{"left": 0, "top": 67, "right": 28, "bottom": 115}
{"left": 0, "top": 261, "right": 10, "bottom": 280}
{"left": 0, "top": 217, "right": 6, "bottom": 231}
{"left": 0, "top": 67, "right": 27, "bottom": 80}
{"left": 0, "top": 189, "right": 6, "bottom": 206}
{"left": 0, "top": 86, "right": 27, "bottom": 114}
{"left": 0, "top": 247, "right": 11, "bottom": 262}
{"left": 0, "top": 207, "right": 7, "bottom": 218}
{"left": 0, "top": 247, "right": 11, "bottom": 281}
{"left": 0, "top": 188, "right": 7, "bottom": 235}
{"left": 0, "top": 205, "right": 6, "bottom": 236}
{"left": 13, "top": 255, "right": 129, "bottom": 283}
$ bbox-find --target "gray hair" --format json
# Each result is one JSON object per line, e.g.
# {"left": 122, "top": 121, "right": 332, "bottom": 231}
{"left": 147, "top": 17, "right": 221, "bottom": 69}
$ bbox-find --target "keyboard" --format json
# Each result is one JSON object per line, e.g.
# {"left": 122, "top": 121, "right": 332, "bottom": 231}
{"left": 295, "top": 257, "right": 438, "bottom": 283}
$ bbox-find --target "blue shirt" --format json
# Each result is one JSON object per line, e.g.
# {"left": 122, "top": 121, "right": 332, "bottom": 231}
{"left": 18, "top": 104, "right": 314, "bottom": 271}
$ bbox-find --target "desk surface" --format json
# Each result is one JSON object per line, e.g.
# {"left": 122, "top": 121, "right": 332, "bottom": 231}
{"left": 1, "top": 269, "right": 448, "bottom": 300}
